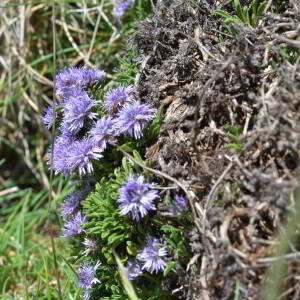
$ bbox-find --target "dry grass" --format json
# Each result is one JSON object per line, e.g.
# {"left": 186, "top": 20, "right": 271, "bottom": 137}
{"left": 0, "top": 0, "right": 131, "bottom": 298}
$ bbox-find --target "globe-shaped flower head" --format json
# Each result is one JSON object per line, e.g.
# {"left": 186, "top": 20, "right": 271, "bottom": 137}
{"left": 115, "top": 100, "right": 156, "bottom": 139}
{"left": 118, "top": 174, "right": 159, "bottom": 221}
{"left": 89, "top": 116, "right": 119, "bottom": 150}
{"left": 78, "top": 261, "right": 101, "bottom": 300}
{"left": 49, "top": 133, "right": 75, "bottom": 175}
{"left": 66, "top": 138, "right": 103, "bottom": 176}
{"left": 137, "top": 237, "right": 167, "bottom": 274}
{"left": 61, "top": 186, "right": 90, "bottom": 219}
{"left": 56, "top": 67, "right": 105, "bottom": 99}
{"left": 63, "top": 89, "right": 97, "bottom": 133}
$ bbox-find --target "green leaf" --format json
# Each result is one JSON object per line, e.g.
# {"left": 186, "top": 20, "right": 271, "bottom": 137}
{"left": 101, "top": 231, "right": 112, "bottom": 239}
{"left": 108, "top": 233, "right": 125, "bottom": 245}
{"left": 257, "top": 1, "right": 267, "bottom": 16}
{"left": 213, "top": 10, "right": 233, "bottom": 18}
{"left": 132, "top": 150, "right": 144, "bottom": 165}
{"left": 122, "top": 157, "right": 129, "bottom": 174}
{"left": 224, "top": 143, "right": 244, "bottom": 152}
{"left": 212, "top": 10, "right": 241, "bottom": 24}
{"left": 234, "top": 0, "right": 244, "bottom": 22}
{"left": 161, "top": 225, "right": 181, "bottom": 232}
{"left": 252, "top": 0, "right": 259, "bottom": 14}
{"left": 118, "top": 142, "right": 136, "bottom": 153}
{"left": 163, "top": 261, "right": 178, "bottom": 277}
{"left": 224, "top": 125, "right": 242, "bottom": 136}
{"left": 242, "top": 6, "right": 250, "bottom": 24}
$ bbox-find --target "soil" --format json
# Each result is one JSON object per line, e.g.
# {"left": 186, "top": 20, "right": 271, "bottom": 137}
{"left": 132, "top": 0, "right": 300, "bottom": 299}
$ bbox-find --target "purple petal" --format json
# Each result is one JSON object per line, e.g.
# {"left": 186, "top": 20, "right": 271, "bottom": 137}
{"left": 89, "top": 116, "right": 119, "bottom": 149}
{"left": 63, "top": 212, "right": 86, "bottom": 237}
{"left": 63, "top": 89, "right": 97, "bottom": 132}
{"left": 104, "top": 84, "right": 135, "bottom": 113}
{"left": 117, "top": 174, "right": 159, "bottom": 221}
{"left": 114, "top": 100, "right": 156, "bottom": 139}
{"left": 137, "top": 237, "right": 167, "bottom": 274}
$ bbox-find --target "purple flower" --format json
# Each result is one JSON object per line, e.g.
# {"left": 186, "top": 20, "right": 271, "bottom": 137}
{"left": 89, "top": 116, "right": 119, "bottom": 149}
{"left": 49, "top": 135, "right": 74, "bottom": 175}
{"left": 104, "top": 84, "right": 135, "bottom": 113}
{"left": 118, "top": 174, "right": 159, "bottom": 221}
{"left": 113, "top": 0, "right": 135, "bottom": 21}
{"left": 56, "top": 67, "right": 105, "bottom": 98}
{"left": 169, "top": 195, "right": 189, "bottom": 216}
{"left": 78, "top": 261, "right": 101, "bottom": 300}
{"left": 82, "top": 68, "right": 106, "bottom": 84}
{"left": 124, "top": 260, "right": 143, "bottom": 280}
{"left": 137, "top": 238, "right": 167, "bottom": 274}
{"left": 49, "top": 137, "right": 102, "bottom": 176}
{"left": 63, "top": 212, "right": 86, "bottom": 237}
{"left": 115, "top": 100, "right": 156, "bottom": 139}
{"left": 41, "top": 103, "right": 56, "bottom": 129}
{"left": 63, "top": 89, "right": 97, "bottom": 132}
{"left": 61, "top": 187, "right": 89, "bottom": 218}
{"left": 66, "top": 138, "right": 103, "bottom": 176}
{"left": 59, "top": 123, "right": 77, "bottom": 145}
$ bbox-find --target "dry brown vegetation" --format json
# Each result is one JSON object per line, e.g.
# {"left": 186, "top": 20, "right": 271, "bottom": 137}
{"left": 132, "top": 0, "right": 300, "bottom": 298}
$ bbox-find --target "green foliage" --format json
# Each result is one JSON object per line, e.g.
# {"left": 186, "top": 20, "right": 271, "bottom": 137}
{"left": 82, "top": 168, "right": 136, "bottom": 264}
{"left": 224, "top": 125, "right": 245, "bottom": 152}
{"left": 113, "top": 50, "right": 140, "bottom": 85}
{"left": 0, "top": 179, "right": 76, "bottom": 299}
{"left": 161, "top": 224, "right": 190, "bottom": 260}
{"left": 114, "top": 251, "right": 140, "bottom": 300}
{"left": 80, "top": 149, "right": 195, "bottom": 299}
{"left": 213, "top": 0, "right": 267, "bottom": 31}
{"left": 145, "top": 106, "right": 163, "bottom": 142}
{"left": 80, "top": 169, "right": 136, "bottom": 299}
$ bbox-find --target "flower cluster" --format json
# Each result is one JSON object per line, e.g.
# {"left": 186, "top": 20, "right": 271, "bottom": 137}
{"left": 42, "top": 65, "right": 161, "bottom": 299}
{"left": 118, "top": 175, "right": 191, "bottom": 279}
{"left": 63, "top": 89, "right": 98, "bottom": 133}
{"left": 44, "top": 66, "right": 155, "bottom": 176}
{"left": 118, "top": 175, "right": 169, "bottom": 278}
{"left": 78, "top": 261, "right": 101, "bottom": 300}
{"left": 115, "top": 100, "right": 157, "bottom": 139}
{"left": 43, "top": 67, "right": 106, "bottom": 176}
{"left": 104, "top": 84, "right": 135, "bottom": 113}
{"left": 118, "top": 174, "right": 159, "bottom": 222}
{"left": 89, "top": 116, "right": 118, "bottom": 149}
{"left": 51, "top": 136, "right": 103, "bottom": 176}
